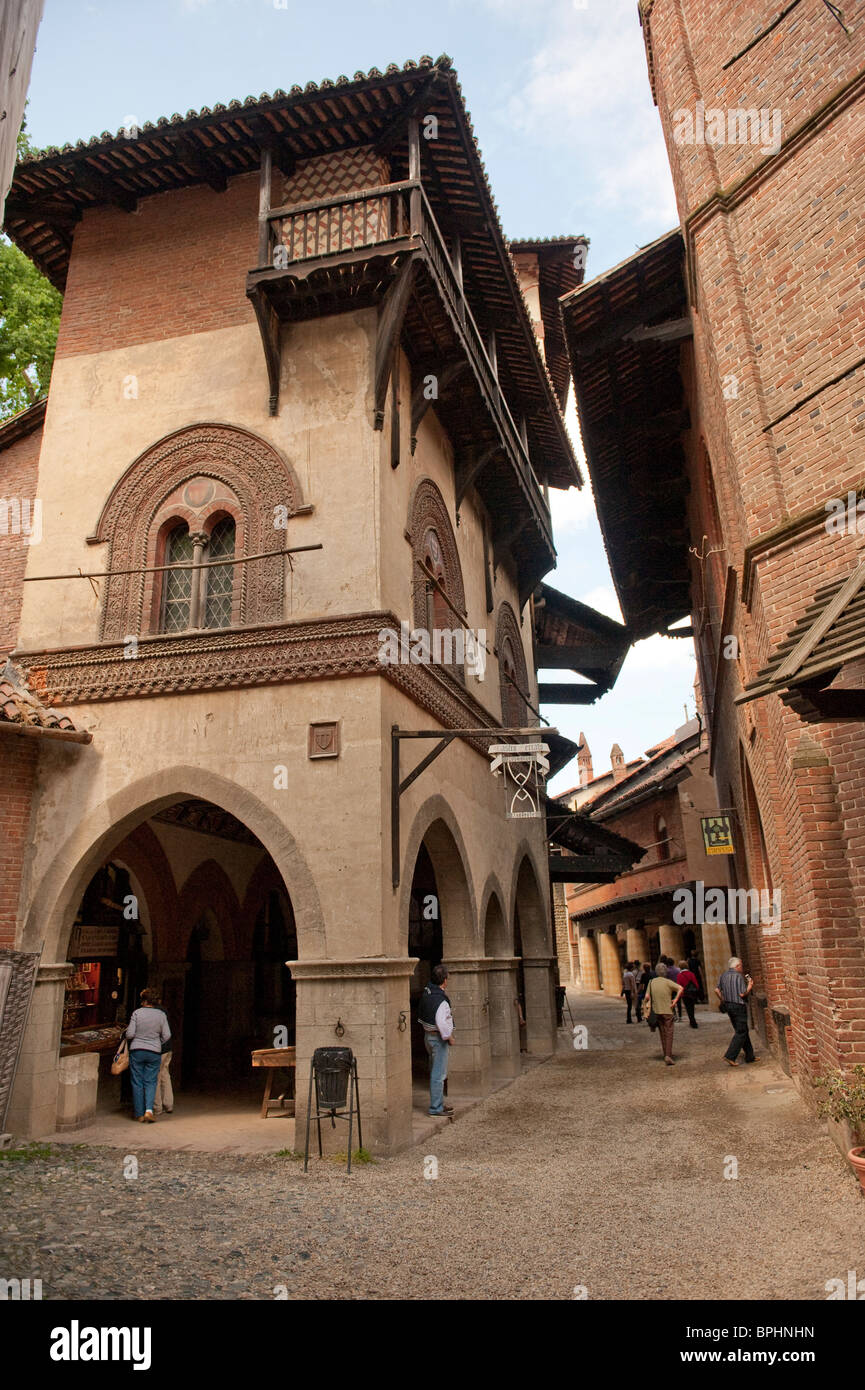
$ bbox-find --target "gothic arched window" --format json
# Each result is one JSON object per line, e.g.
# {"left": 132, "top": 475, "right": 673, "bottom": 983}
{"left": 204, "top": 516, "right": 236, "bottom": 630}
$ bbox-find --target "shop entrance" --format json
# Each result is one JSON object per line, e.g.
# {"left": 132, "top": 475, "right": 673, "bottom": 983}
{"left": 60, "top": 798, "right": 297, "bottom": 1112}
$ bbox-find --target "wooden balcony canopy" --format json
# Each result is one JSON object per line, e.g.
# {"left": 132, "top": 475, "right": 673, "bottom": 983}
{"left": 533, "top": 581, "right": 630, "bottom": 705}
{"left": 546, "top": 797, "right": 644, "bottom": 884}
{"left": 5, "top": 55, "right": 580, "bottom": 498}
{"left": 737, "top": 560, "right": 865, "bottom": 722}
{"left": 560, "top": 228, "right": 693, "bottom": 639}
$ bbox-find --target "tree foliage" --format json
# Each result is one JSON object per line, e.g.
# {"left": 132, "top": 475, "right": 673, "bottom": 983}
{"left": 0, "top": 108, "right": 62, "bottom": 419}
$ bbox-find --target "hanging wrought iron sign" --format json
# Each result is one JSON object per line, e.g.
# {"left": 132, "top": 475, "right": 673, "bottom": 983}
{"left": 488, "top": 742, "right": 550, "bottom": 819}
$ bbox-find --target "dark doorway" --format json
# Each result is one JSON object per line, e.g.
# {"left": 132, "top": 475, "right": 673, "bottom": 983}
{"left": 408, "top": 843, "right": 443, "bottom": 1079}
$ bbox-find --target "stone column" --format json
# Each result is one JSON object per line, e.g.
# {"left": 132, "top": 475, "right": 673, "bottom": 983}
{"left": 521, "top": 956, "right": 557, "bottom": 1054}
{"left": 578, "top": 931, "right": 600, "bottom": 990}
{"left": 599, "top": 930, "right": 623, "bottom": 998}
{"left": 659, "top": 923, "right": 685, "bottom": 962}
{"left": 288, "top": 956, "right": 417, "bottom": 1155}
{"left": 442, "top": 958, "right": 492, "bottom": 1093}
{"left": 700, "top": 922, "right": 732, "bottom": 1011}
{"left": 8, "top": 962, "right": 72, "bottom": 1137}
{"left": 486, "top": 958, "right": 521, "bottom": 1078}
{"left": 627, "top": 926, "right": 649, "bottom": 965}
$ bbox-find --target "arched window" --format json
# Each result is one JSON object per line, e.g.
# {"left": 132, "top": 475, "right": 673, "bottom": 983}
{"left": 423, "top": 527, "right": 451, "bottom": 634}
{"left": 159, "top": 515, "right": 237, "bottom": 634}
{"left": 408, "top": 479, "right": 467, "bottom": 682}
{"left": 161, "top": 524, "right": 195, "bottom": 633}
{"left": 93, "top": 424, "right": 302, "bottom": 641}
{"left": 656, "top": 815, "right": 671, "bottom": 861}
{"left": 205, "top": 516, "right": 236, "bottom": 630}
{"left": 496, "top": 602, "right": 529, "bottom": 728}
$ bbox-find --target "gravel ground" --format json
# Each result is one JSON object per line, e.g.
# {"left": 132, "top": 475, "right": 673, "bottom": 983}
{"left": 3, "top": 992, "right": 864, "bottom": 1301}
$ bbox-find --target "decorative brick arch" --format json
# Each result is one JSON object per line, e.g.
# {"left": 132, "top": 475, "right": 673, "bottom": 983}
{"left": 408, "top": 477, "right": 466, "bottom": 631}
{"left": 91, "top": 423, "right": 303, "bottom": 641}
{"left": 496, "top": 601, "right": 529, "bottom": 726}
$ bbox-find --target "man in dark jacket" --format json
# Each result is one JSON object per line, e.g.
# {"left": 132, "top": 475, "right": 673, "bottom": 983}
{"left": 418, "top": 964, "right": 454, "bottom": 1117}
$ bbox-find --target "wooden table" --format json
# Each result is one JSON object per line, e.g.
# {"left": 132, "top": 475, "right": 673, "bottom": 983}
{"left": 251, "top": 1046, "right": 296, "bottom": 1118}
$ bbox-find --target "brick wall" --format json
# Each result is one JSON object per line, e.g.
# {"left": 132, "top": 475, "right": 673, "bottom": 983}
{"left": 0, "top": 422, "right": 43, "bottom": 655}
{"left": 645, "top": 0, "right": 865, "bottom": 1093}
{"left": 54, "top": 174, "right": 260, "bottom": 360}
{"left": 0, "top": 735, "right": 38, "bottom": 948}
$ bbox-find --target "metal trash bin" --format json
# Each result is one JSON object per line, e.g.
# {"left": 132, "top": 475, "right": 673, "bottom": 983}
{"left": 313, "top": 1046, "right": 352, "bottom": 1110}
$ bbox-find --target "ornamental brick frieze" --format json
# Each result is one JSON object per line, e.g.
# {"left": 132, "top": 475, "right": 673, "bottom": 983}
{"left": 15, "top": 613, "right": 506, "bottom": 749}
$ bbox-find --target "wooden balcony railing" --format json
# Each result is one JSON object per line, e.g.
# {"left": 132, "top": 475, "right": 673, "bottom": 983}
{"left": 259, "top": 179, "right": 552, "bottom": 549}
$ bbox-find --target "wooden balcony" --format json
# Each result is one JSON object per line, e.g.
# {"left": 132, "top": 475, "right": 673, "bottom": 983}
{"left": 246, "top": 175, "right": 555, "bottom": 590}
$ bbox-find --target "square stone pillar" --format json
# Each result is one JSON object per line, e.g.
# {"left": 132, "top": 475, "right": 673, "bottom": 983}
{"left": 56, "top": 1052, "right": 100, "bottom": 1130}
{"left": 442, "top": 958, "right": 492, "bottom": 1093}
{"left": 7, "top": 963, "right": 72, "bottom": 1138}
{"left": 288, "top": 957, "right": 417, "bottom": 1155}
{"left": 522, "top": 955, "right": 557, "bottom": 1054}
{"left": 485, "top": 958, "right": 521, "bottom": 1078}
{"left": 578, "top": 931, "right": 600, "bottom": 990}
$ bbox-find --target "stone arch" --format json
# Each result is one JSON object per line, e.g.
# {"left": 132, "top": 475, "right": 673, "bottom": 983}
{"left": 239, "top": 854, "right": 294, "bottom": 958}
{"left": 22, "top": 764, "right": 326, "bottom": 966}
{"left": 496, "top": 600, "right": 529, "bottom": 727}
{"left": 407, "top": 476, "right": 467, "bottom": 631}
{"left": 399, "top": 793, "right": 477, "bottom": 957}
{"left": 176, "top": 859, "right": 242, "bottom": 963}
{"left": 90, "top": 422, "right": 304, "bottom": 640}
{"left": 107, "top": 822, "right": 179, "bottom": 953}
{"left": 480, "top": 877, "right": 510, "bottom": 955}
{"left": 510, "top": 848, "right": 550, "bottom": 957}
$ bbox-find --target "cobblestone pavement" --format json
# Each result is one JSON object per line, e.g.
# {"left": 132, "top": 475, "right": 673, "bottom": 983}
{"left": 3, "top": 992, "right": 864, "bottom": 1300}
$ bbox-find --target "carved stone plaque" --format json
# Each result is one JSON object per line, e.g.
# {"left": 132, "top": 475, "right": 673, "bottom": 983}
{"left": 308, "top": 721, "right": 339, "bottom": 759}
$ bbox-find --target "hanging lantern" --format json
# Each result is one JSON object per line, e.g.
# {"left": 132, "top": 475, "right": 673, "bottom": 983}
{"left": 488, "top": 742, "right": 550, "bottom": 818}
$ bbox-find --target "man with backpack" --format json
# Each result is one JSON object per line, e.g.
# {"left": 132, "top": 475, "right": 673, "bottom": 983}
{"left": 418, "top": 963, "right": 454, "bottom": 1117}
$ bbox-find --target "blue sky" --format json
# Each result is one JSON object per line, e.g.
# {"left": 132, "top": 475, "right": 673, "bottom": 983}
{"left": 26, "top": 0, "right": 697, "bottom": 790}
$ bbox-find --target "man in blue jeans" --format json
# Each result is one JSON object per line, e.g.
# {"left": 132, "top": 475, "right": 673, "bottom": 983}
{"left": 418, "top": 964, "right": 454, "bottom": 1116}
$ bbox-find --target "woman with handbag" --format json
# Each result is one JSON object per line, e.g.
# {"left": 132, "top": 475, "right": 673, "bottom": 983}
{"left": 125, "top": 988, "right": 171, "bottom": 1122}
{"left": 645, "top": 962, "right": 684, "bottom": 1066}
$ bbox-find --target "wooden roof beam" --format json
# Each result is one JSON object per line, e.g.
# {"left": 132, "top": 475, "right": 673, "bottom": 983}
{"left": 170, "top": 134, "right": 229, "bottom": 193}
{"left": 75, "top": 167, "right": 137, "bottom": 213}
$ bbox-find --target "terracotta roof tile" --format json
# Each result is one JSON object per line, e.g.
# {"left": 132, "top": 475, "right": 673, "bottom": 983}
{"left": 0, "top": 660, "right": 77, "bottom": 731}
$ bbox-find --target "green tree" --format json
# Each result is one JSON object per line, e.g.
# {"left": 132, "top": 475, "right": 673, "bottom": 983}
{"left": 1, "top": 109, "right": 61, "bottom": 419}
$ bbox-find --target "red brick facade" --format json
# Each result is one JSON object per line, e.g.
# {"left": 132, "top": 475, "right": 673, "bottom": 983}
{"left": 54, "top": 175, "right": 259, "bottom": 361}
{"left": 0, "top": 416, "right": 43, "bottom": 655}
{"left": 642, "top": 0, "right": 865, "bottom": 1088}
{"left": 0, "top": 735, "right": 38, "bottom": 948}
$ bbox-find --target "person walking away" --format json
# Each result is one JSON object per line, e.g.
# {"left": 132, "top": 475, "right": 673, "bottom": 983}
{"left": 126, "top": 988, "right": 171, "bottom": 1122}
{"left": 418, "top": 963, "right": 454, "bottom": 1116}
{"left": 716, "top": 957, "right": 756, "bottom": 1066}
{"left": 677, "top": 960, "right": 700, "bottom": 1028}
{"left": 636, "top": 961, "right": 653, "bottom": 1022}
{"left": 151, "top": 994, "right": 174, "bottom": 1116}
{"left": 621, "top": 961, "right": 637, "bottom": 1023}
{"left": 664, "top": 956, "right": 683, "bottom": 1020}
{"left": 645, "top": 963, "right": 684, "bottom": 1066}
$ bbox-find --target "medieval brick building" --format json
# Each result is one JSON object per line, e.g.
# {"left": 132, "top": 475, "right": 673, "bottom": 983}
{"left": 0, "top": 57, "right": 642, "bottom": 1149}
{"left": 563, "top": 3, "right": 865, "bottom": 1112}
